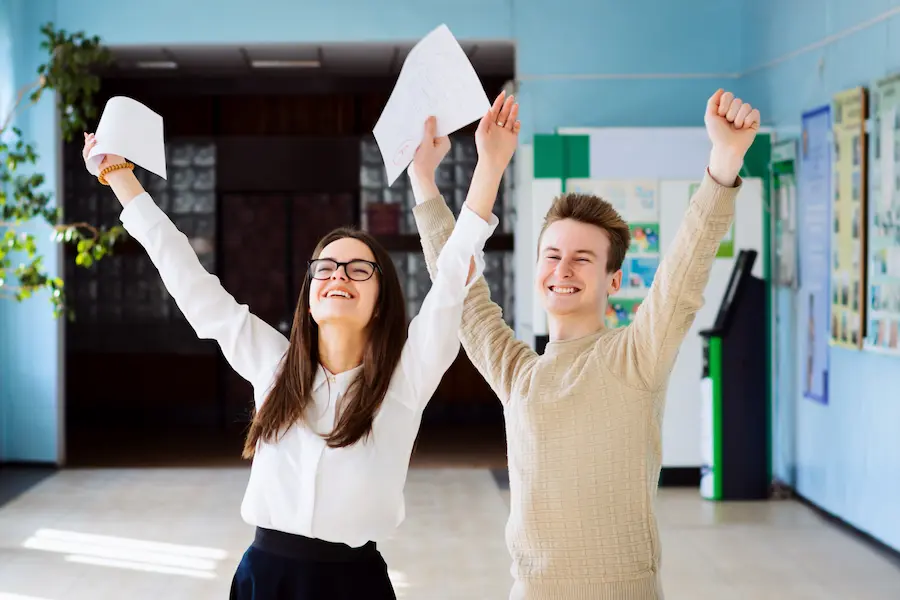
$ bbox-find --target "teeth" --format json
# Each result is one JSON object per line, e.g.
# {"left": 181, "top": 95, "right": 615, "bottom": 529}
{"left": 327, "top": 290, "right": 351, "bottom": 298}
{"left": 552, "top": 286, "right": 578, "bottom": 294}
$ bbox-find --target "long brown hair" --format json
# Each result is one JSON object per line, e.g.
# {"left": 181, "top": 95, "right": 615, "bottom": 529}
{"left": 242, "top": 228, "right": 407, "bottom": 458}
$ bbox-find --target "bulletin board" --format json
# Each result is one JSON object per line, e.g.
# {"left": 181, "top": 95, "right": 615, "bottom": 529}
{"left": 771, "top": 139, "right": 798, "bottom": 288}
{"left": 830, "top": 86, "right": 868, "bottom": 349}
{"left": 865, "top": 73, "right": 900, "bottom": 354}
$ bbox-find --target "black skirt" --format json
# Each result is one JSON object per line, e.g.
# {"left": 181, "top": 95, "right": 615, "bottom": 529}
{"left": 229, "top": 527, "right": 397, "bottom": 600}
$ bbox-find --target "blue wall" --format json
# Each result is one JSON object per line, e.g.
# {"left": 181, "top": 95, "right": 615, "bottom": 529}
{"left": 744, "top": 0, "right": 900, "bottom": 552}
{"left": 54, "top": 0, "right": 743, "bottom": 136}
{"left": 514, "top": 0, "right": 743, "bottom": 135}
{"left": 0, "top": 0, "right": 63, "bottom": 463}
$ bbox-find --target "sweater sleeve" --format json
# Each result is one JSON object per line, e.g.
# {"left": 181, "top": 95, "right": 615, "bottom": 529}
{"left": 413, "top": 197, "right": 537, "bottom": 404}
{"left": 605, "top": 170, "right": 740, "bottom": 391}
{"left": 390, "top": 206, "right": 496, "bottom": 412}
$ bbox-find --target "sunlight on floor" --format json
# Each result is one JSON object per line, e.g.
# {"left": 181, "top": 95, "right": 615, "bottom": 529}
{"left": 389, "top": 569, "right": 411, "bottom": 598}
{"left": 21, "top": 528, "right": 229, "bottom": 579}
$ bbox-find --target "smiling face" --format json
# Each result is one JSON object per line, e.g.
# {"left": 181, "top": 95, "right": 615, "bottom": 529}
{"left": 534, "top": 193, "right": 631, "bottom": 332}
{"left": 309, "top": 237, "right": 380, "bottom": 331}
{"left": 536, "top": 218, "right": 622, "bottom": 318}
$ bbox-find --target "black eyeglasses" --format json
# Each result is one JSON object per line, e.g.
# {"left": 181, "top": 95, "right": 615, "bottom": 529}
{"left": 308, "top": 258, "right": 381, "bottom": 282}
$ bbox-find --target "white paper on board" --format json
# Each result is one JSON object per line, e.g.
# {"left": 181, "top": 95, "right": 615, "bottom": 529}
{"left": 372, "top": 24, "right": 490, "bottom": 185}
{"left": 87, "top": 96, "right": 167, "bottom": 180}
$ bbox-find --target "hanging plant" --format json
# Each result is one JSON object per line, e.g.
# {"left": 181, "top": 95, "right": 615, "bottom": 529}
{"left": 0, "top": 23, "right": 121, "bottom": 319}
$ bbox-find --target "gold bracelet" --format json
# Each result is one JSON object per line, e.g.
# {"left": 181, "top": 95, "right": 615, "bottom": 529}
{"left": 98, "top": 161, "right": 135, "bottom": 185}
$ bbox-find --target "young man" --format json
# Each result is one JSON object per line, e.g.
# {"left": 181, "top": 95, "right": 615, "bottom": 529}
{"left": 409, "top": 89, "right": 759, "bottom": 599}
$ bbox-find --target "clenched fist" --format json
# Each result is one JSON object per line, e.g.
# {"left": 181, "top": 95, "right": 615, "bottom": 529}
{"left": 705, "top": 90, "right": 761, "bottom": 186}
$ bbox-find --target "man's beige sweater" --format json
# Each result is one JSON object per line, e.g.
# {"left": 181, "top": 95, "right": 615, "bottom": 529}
{"left": 413, "top": 171, "right": 739, "bottom": 599}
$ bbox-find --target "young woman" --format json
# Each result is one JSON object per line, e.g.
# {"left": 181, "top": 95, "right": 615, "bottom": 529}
{"left": 80, "top": 97, "right": 520, "bottom": 600}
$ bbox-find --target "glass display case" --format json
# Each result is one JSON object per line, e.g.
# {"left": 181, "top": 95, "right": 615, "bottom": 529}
{"left": 359, "top": 134, "right": 515, "bottom": 328}
{"left": 64, "top": 139, "right": 217, "bottom": 352}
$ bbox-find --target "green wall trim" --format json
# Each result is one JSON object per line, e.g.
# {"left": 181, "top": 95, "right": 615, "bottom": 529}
{"left": 710, "top": 335, "right": 724, "bottom": 500}
{"left": 742, "top": 133, "right": 773, "bottom": 484}
{"left": 564, "top": 135, "right": 590, "bottom": 178}
{"left": 533, "top": 134, "right": 565, "bottom": 179}
{"left": 533, "top": 133, "right": 591, "bottom": 180}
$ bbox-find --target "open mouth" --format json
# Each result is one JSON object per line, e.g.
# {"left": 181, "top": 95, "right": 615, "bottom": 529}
{"left": 548, "top": 285, "right": 581, "bottom": 295}
{"left": 324, "top": 289, "right": 354, "bottom": 299}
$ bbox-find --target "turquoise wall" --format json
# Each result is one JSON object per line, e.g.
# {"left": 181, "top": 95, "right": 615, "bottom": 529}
{"left": 0, "top": 0, "right": 63, "bottom": 463}
{"left": 54, "top": 0, "right": 743, "bottom": 137}
{"left": 744, "top": 0, "right": 900, "bottom": 552}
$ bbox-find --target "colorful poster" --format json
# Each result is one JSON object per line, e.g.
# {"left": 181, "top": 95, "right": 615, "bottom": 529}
{"left": 605, "top": 298, "right": 643, "bottom": 329}
{"left": 865, "top": 73, "right": 900, "bottom": 354}
{"left": 799, "top": 106, "right": 832, "bottom": 404}
{"left": 830, "top": 87, "right": 869, "bottom": 349}
{"left": 621, "top": 256, "right": 660, "bottom": 293}
{"left": 689, "top": 182, "right": 735, "bottom": 257}
{"left": 564, "top": 180, "right": 661, "bottom": 329}
{"left": 629, "top": 223, "right": 660, "bottom": 254}
{"left": 772, "top": 140, "right": 798, "bottom": 287}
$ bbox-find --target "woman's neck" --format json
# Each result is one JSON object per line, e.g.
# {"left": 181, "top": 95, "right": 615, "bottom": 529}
{"left": 317, "top": 325, "right": 366, "bottom": 375}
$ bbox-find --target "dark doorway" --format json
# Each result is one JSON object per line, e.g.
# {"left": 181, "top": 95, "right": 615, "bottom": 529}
{"left": 63, "top": 42, "right": 514, "bottom": 468}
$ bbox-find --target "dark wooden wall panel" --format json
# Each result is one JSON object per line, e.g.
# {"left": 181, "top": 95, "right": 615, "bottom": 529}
{"left": 65, "top": 72, "right": 512, "bottom": 459}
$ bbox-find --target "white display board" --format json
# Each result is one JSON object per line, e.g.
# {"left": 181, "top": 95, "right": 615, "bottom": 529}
{"left": 513, "top": 143, "right": 535, "bottom": 343}
{"left": 558, "top": 126, "right": 715, "bottom": 179}
{"left": 659, "top": 179, "right": 764, "bottom": 466}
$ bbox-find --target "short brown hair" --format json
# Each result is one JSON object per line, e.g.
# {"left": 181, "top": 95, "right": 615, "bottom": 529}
{"left": 539, "top": 193, "right": 631, "bottom": 273}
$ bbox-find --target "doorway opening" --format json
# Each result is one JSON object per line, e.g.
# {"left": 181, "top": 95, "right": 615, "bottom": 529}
{"left": 63, "top": 41, "right": 516, "bottom": 468}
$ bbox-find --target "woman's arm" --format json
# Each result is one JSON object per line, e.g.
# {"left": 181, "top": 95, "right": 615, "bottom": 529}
{"left": 86, "top": 136, "right": 289, "bottom": 396}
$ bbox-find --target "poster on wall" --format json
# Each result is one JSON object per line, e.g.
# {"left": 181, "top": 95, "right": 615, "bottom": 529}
{"left": 829, "top": 86, "right": 868, "bottom": 349}
{"left": 689, "top": 182, "right": 735, "bottom": 257}
{"left": 865, "top": 73, "right": 900, "bottom": 354}
{"left": 772, "top": 140, "right": 798, "bottom": 287}
{"left": 799, "top": 106, "right": 832, "bottom": 405}
{"left": 565, "top": 179, "right": 660, "bottom": 328}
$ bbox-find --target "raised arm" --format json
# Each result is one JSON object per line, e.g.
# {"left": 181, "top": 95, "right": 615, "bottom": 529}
{"left": 408, "top": 97, "right": 538, "bottom": 404}
{"left": 83, "top": 135, "right": 289, "bottom": 395}
{"left": 391, "top": 199, "right": 497, "bottom": 412}
{"left": 611, "top": 90, "right": 759, "bottom": 391}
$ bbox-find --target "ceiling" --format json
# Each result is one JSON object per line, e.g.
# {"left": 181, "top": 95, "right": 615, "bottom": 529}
{"left": 108, "top": 42, "right": 515, "bottom": 77}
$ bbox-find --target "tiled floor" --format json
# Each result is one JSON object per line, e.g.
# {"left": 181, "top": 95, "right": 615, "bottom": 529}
{"left": 1, "top": 467, "right": 899, "bottom": 600}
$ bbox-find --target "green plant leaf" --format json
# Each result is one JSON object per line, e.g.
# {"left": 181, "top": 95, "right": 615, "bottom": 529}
{"left": 0, "top": 23, "right": 113, "bottom": 318}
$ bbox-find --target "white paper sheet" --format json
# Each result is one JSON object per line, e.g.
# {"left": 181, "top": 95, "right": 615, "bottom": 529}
{"left": 373, "top": 24, "right": 490, "bottom": 185}
{"left": 87, "top": 96, "right": 167, "bottom": 180}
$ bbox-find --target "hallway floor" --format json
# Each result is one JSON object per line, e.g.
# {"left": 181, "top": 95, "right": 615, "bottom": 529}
{"left": 1, "top": 466, "right": 899, "bottom": 599}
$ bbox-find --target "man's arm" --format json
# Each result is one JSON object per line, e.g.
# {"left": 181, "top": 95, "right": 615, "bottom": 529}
{"left": 390, "top": 199, "right": 497, "bottom": 413}
{"left": 413, "top": 194, "right": 536, "bottom": 404}
{"left": 611, "top": 170, "right": 739, "bottom": 390}
{"left": 409, "top": 98, "right": 537, "bottom": 403}
{"left": 609, "top": 89, "right": 760, "bottom": 391}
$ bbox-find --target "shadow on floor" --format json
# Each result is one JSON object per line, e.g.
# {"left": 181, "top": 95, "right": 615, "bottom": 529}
{"left": 0, "top": 465, "right": 56, "bottom": 509}
{"left": 64, "top": 422, "right": 508, "bottom": 469}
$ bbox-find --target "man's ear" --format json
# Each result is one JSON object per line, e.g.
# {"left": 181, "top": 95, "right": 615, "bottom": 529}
{"left": 607, "top": 269, "right": 623, "bottom": 295}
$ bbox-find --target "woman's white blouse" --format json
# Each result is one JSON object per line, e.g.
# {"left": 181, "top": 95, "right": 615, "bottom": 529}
{"left": 119, "top": 192, "right": 498, "bottom": 547}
